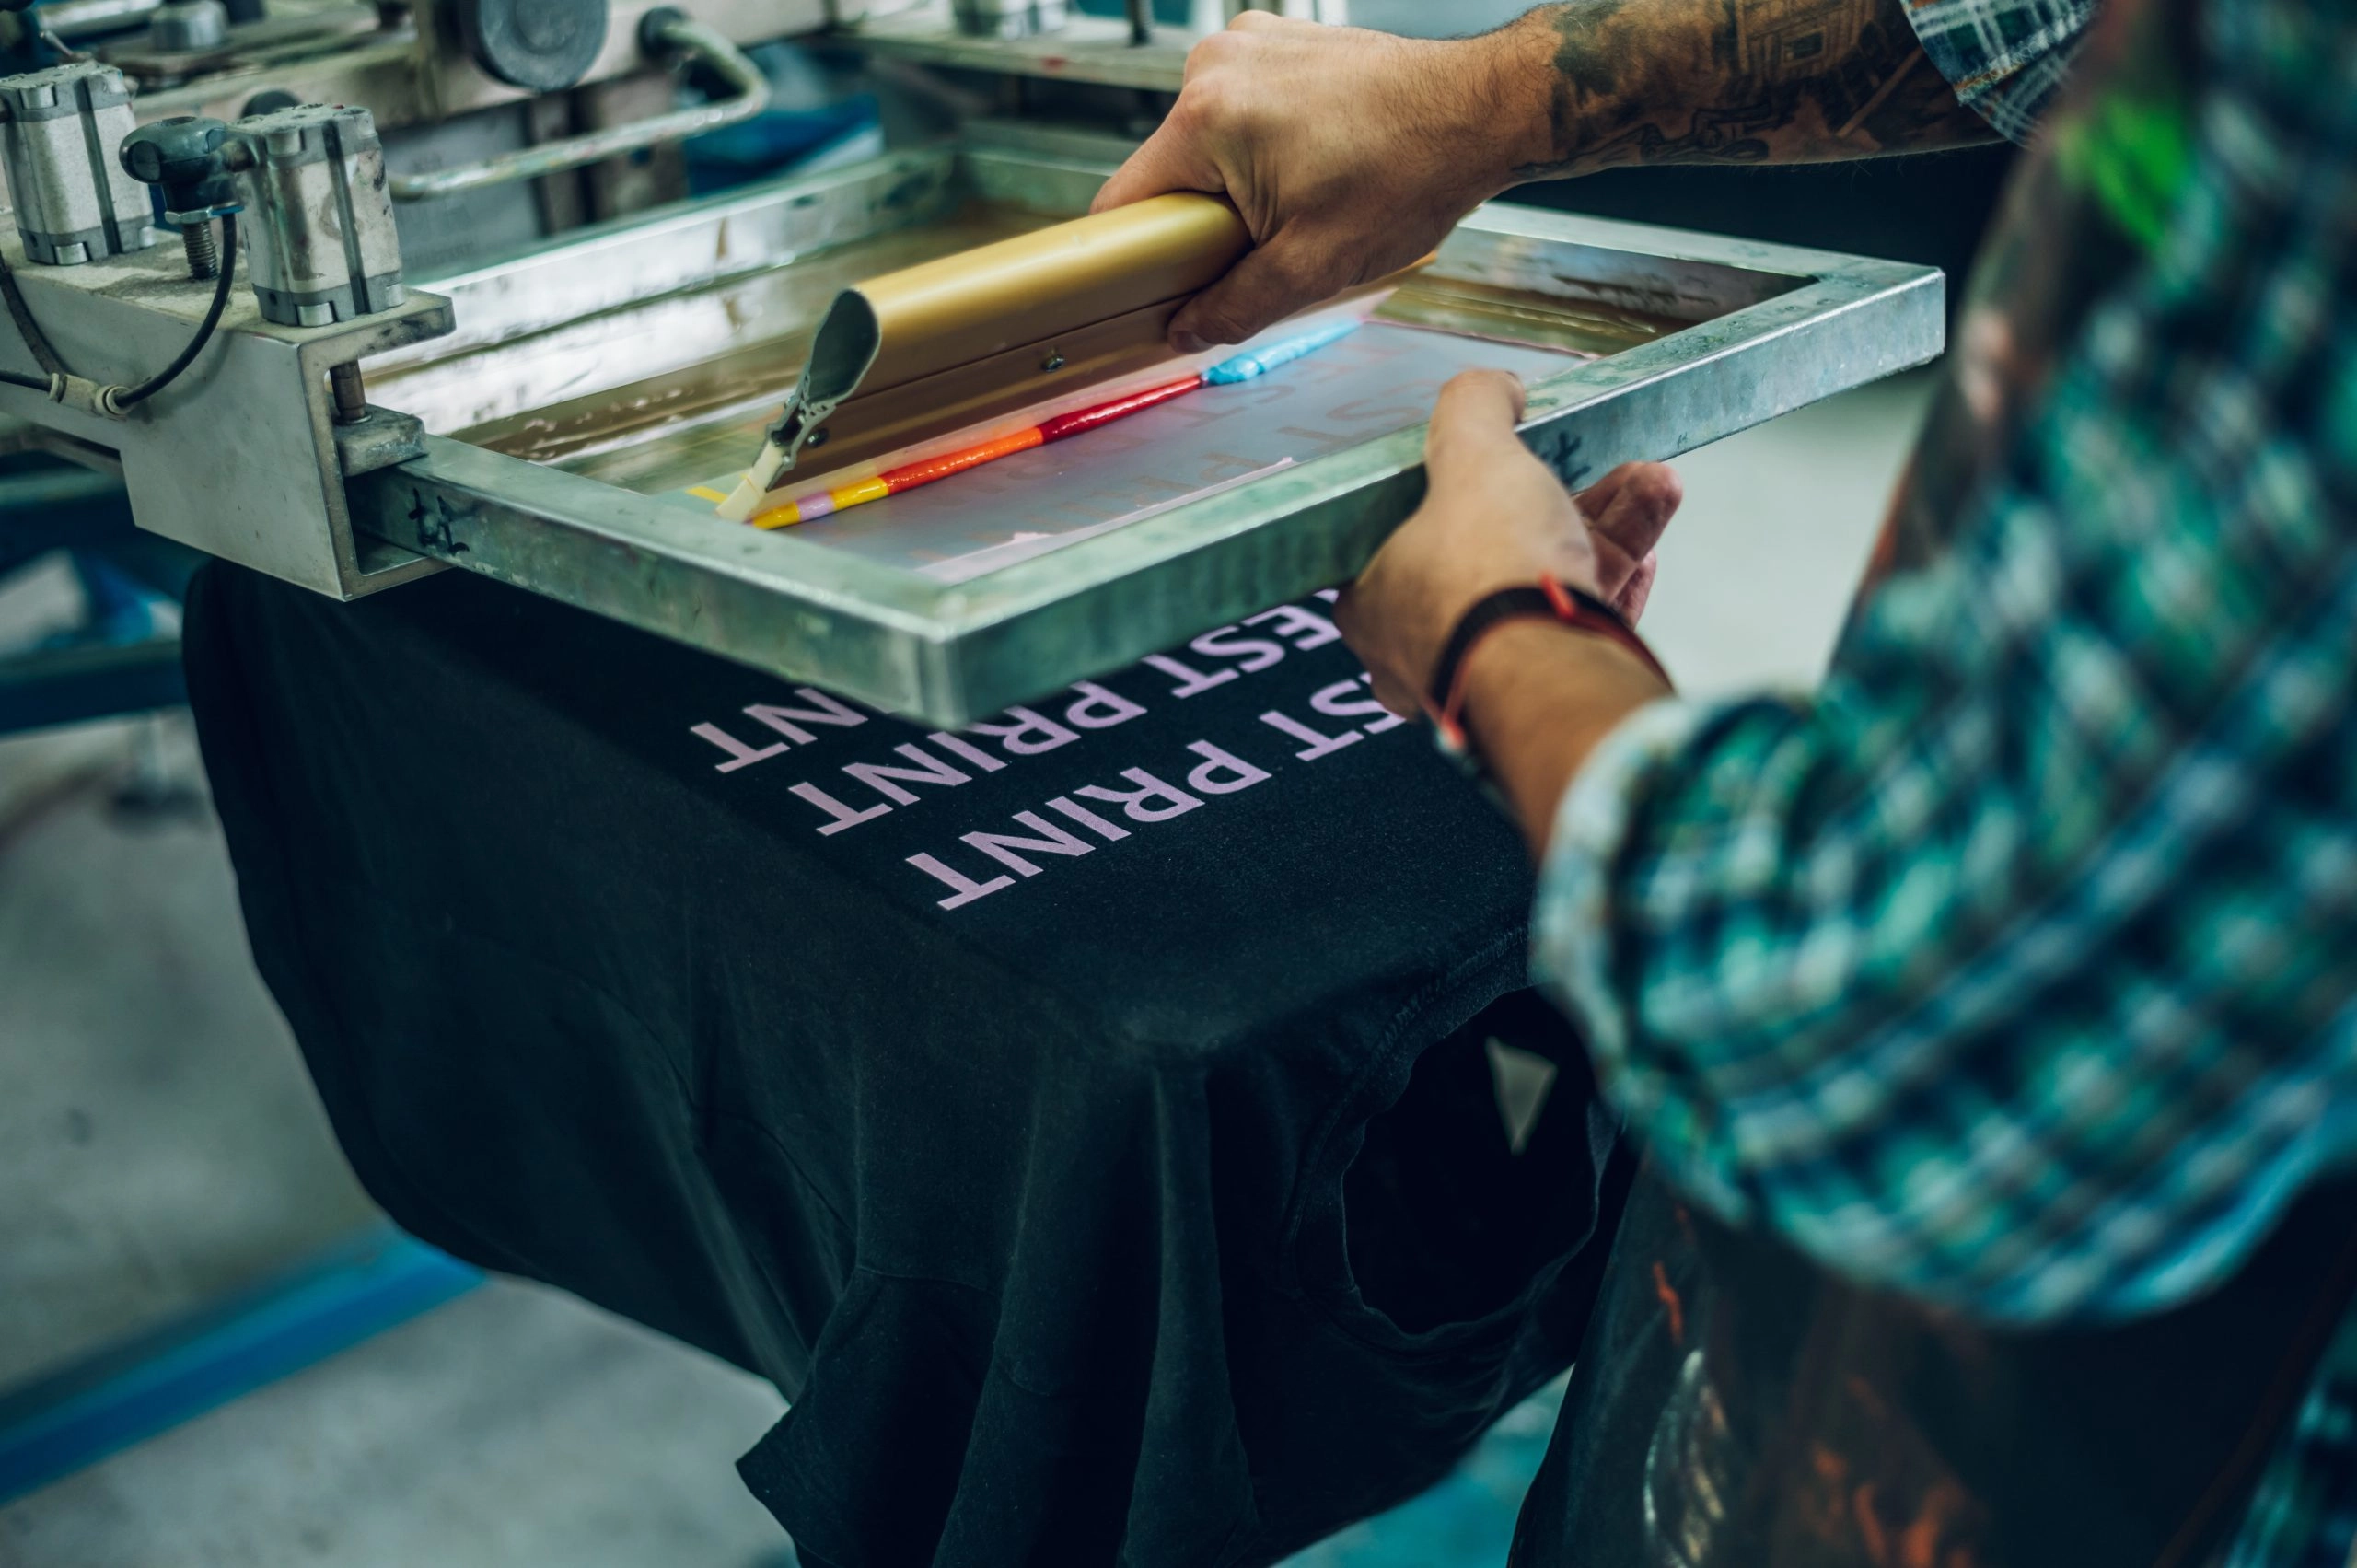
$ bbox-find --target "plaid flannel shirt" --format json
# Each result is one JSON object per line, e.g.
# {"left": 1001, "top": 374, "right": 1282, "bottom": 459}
{"left": 1907, "top": 0, "right": 2096, "bottom": 144}
{"left": 1529, "top": 0, "right": 2357, "bottom": 1559}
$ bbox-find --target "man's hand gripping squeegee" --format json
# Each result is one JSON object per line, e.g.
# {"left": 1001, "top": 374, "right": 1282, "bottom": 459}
{"left": 714, "top": 194, "right": 1409, "bottom": 523}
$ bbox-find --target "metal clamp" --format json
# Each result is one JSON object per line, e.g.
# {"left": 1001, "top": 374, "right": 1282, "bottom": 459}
{"left": 386, "top": 9, "right": 770, "bottom": 203}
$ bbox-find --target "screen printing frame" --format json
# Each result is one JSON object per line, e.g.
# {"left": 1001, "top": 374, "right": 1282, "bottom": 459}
{"left": 350, "top": 135, "right": 1945, "bottom": 728}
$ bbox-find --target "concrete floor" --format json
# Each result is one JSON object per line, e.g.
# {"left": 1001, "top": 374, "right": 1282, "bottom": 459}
{"left": 0, "top": 714, "right": 799, "bottom": 1568}
{"left": 0, "top": 366, "right": 1933, "bottom": 1567}
{"left": 0, "top": 1278, "right": 795, "bottom": 1568}
{"left": 0, "top": 714, "right": 372, "bottom": 1391}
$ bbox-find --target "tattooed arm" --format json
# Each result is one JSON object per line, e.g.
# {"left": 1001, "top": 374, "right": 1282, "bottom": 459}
{"left": 1517, "top": 0, "right": 1995, "bottom": 177}
{"left": 1097, "top": 3, "right": 1997, "bottom": 348}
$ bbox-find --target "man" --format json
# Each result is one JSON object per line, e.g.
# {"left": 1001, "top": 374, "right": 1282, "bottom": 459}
{"left": 1094, "top": 0, "right": 2066, "bottom": 352}
{"left": 1101, "top": 0, "right": 2357, "bottom": 1562}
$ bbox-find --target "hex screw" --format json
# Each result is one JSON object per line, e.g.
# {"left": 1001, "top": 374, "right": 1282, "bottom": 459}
{"left": 330, "top": 361, "right": 367, "bottom": 424}
{"left": 180, "top": 218, "right": 218, "bottom": 280}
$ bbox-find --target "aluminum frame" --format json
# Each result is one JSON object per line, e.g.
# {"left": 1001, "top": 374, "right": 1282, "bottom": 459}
{"left": 345, "top": 140, "right": 1942, "bottom": 727}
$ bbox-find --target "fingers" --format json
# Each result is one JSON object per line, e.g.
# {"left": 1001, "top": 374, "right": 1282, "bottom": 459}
{"left": 1572, "top": 460, "right": 1680, "bottom": 521}
{"left": 1574, "top": 461, "right": 1682, "bottom": 563}
{"left": 1428, "top": 369, "right": 1528, "bottom": 438}
{"left": 1365, "top": 667, "right": 1422, "bottom": 718}
{"left": 1097, "top": 15, "right": 1298, "bottom": 214}
{"left": 1422, "top": 370, "right": 1528, "bottom": 478}
{"left": 1569, "top": 460, "right": 1630, "bottom": 517}
{"left": 1093, "top": 118, "right": 1223, "bottom": 214}
{"left": 1332, "top": 586, "right": 1422, "bottom": 716}
{"left": 1167, "top": 235, "right": 1341, "bottom": 350}
{"left": 1572, "top": 463, "right": 1678, "bottom": 621}
{"left": 1612, "top": 550, "right": 1660, "bottom": 625}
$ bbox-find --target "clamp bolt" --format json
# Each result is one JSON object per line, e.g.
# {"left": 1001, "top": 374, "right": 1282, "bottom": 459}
{"left": 329, "top": 362, "right": 367, "bottom": 424}
{"left": 118, "top": 116, "right": 244, "bottom": 280}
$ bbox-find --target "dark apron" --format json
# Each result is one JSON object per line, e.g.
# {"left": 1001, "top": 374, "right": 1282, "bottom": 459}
{"left": 1517, "top": 1168, "right": 2357, "bottom": 1568}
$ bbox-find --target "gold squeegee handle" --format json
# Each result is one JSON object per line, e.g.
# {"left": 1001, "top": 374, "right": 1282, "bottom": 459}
{"left": 851, "top": 193, "right": 1252, "bottom": 397}
{"left": 718, "top": 192, "right": 1260, "bottom": 515}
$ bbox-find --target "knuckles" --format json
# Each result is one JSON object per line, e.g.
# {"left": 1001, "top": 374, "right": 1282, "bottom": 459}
{"left": 1627, "top": 463, "right": 1684, "bottom": 514}
{"left": 1170, "top": 69, "right": 1246, "bottom": 135}
{"left": 1185, "top": 28, "right": 1248, "bottom": 76}
{"left": 1177, "top": 28, "right": 1285, "bottom": 130}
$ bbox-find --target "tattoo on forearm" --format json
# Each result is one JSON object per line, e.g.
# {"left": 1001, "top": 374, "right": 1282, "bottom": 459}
{"left": 1514, "top": 0, "right": 1995, "bottom": 180}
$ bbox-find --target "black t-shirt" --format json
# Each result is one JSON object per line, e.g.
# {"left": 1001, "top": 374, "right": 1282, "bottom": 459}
{"left": 184, "top": 563, "right": 1629, "bottom": 1567}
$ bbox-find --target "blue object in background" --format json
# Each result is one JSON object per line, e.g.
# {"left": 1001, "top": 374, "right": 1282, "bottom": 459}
{"left": 0, "top": 1225, "right": 482, "bottom": 1506}
{"left": 0, "top": 458, "right": 200, "bottom": 737}
{"left": 1074, "top": 0, "right": 1195, "bottom": 19}
{"left": 685, "top": 95, "right": 884, "bottom": 197}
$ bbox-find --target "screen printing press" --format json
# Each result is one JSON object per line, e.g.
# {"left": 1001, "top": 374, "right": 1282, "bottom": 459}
{"left": 0, "top": 5, "right": 1943, "bottom": 726}
{"left": 351, "top": 148, "right": 1941, "bottom": 726}
{"left": 0, "top": 4, "right": 1946, "bottom": 1562}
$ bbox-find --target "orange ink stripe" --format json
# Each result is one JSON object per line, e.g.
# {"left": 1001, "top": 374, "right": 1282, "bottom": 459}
{"left": 877, "top": 426, "right": 1046, "bottom": 494}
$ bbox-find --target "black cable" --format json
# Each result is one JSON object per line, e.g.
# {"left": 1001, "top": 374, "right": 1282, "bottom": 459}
{"left": 0, "top": 243, "right": 64, "bottom": 376}
{"left": 0, "top": 215, "right": 235, "bottom": 408}
{"left": 117, "top": 214, "right": 236, "bottom": 409}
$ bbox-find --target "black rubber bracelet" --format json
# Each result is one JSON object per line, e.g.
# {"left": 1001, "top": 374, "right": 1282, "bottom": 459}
{"left": 1423, "top": 576, "right": 1665, "bottom": 724}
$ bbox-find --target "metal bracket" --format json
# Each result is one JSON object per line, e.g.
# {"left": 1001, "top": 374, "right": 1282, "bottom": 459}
{"left": 332, "top": 403, "right": 425, "bottom": 477}
{"left": 0, "top": 230, "right": 455, "bottom": 598}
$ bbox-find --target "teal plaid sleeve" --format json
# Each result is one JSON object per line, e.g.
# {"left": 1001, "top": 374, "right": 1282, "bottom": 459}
{"left": 2223, "top": 1311, "right": 2357, "bottom": 1568}
{"left": 1532, "top": 0, "right": 2357, "bottom": 1334}
{"left": 1902, "top": 0, "right": 2097, "bottom": 142}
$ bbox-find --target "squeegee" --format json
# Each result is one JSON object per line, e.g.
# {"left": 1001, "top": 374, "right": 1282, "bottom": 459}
{"left": 714, "top": 193, "right": 1413, "bottom": 523}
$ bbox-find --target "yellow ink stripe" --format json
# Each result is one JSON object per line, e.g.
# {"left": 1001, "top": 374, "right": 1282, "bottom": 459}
{"left": 829, "top": 476, "right": 891, "bottom": 510}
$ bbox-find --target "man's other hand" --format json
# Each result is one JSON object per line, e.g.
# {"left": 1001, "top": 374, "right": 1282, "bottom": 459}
{"left": 1091, "top": 14, "right": 1538, "bottom": 353}
{"left": 1336, "top": 371, "right": 1681, "bottom": 715}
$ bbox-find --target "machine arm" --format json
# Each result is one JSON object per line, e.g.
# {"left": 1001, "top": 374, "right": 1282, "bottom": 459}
{"left": 385, "top": 8, "right": 770, "bottom": 203}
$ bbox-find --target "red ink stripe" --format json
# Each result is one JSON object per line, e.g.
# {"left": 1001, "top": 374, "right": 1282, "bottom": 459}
{"left": 1037, "top": 375, "right": 1203, "bottom": 443}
